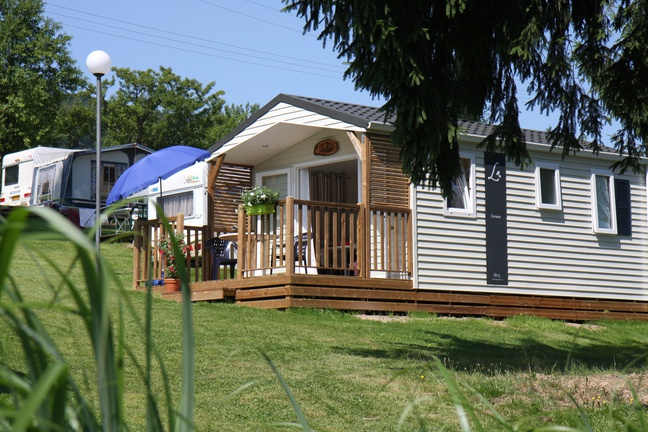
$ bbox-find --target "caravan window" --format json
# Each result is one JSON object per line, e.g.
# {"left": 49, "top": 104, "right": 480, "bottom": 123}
{"left": 101, "top": 163, "right": 126, "bottom": 199}
{"left": 158, "top": 191, "right": 194, "bottom": 218}
{"left": 91, "top": 162, "right": 127, "bottom": 201}
{"left": 35, "top": 166, "right": 56, "bottom": 204}
{"left": 4, "top": 165, "right": 19, "bottom": 186}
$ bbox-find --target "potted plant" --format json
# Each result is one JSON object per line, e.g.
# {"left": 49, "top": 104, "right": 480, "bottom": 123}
{"left": 158, "top": 232, "right": 191, "bottom": 292}
{"left": 240, "top": 185, "right": 281, "bottom": 215}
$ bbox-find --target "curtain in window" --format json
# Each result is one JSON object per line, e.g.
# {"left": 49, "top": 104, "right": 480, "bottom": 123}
{"left": 36, "top": 166, "right": 56, "bottom": 203}
{"left": 596, "top": 175, "right": 612, "bottom": 229}
{"left": 159, "top": 192, "right": 194, "bottom": 217}
{"left": 309, "top": 171, "right": 346, "bottom": 203}
{"left": 448, "top": 161, "right": 470, "bottom": 209}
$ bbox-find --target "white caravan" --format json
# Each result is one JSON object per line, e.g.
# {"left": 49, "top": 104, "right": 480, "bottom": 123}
{"left": 1, "top": 147, "right": 79, "bottom": 206}
{"left": 1, "top": 144, "right": 153, "bottom": 227}
{"left": 145, "top": 161, "right": 209, "bottom": 228}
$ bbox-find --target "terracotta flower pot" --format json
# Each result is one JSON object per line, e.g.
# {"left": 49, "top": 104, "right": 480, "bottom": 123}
{"left": 164, "top": 278, "right": 180, "bottom": 292}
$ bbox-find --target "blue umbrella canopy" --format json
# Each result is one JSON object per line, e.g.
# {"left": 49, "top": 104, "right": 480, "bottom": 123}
{"left": 106, "top": 145, "right": 211, "bottom": 205}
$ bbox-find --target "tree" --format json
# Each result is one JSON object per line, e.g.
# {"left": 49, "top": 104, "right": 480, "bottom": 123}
{"left": 104, "top": 66, "right": 232, "bottom": 150}
{"left": 53, "top": 85, "right": 96, "bottom": 149}
{"left": 283, "top": 0, "right": 648, "bottom": 197}
{"left": 207, "top": 102, "right": 260, "bottom": 144}
{"left": 0, "top": 0, "right": 84, "bottom": 154}
{"left": 51, "top": 70, "right": 258, "bottom": 151}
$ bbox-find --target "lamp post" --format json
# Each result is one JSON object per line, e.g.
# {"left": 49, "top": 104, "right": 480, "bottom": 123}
{"left": 86, "top": 50, "right": 112, "bottom": 250}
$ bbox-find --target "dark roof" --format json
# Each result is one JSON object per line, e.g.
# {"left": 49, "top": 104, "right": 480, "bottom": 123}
{"left": 75, "top": 142, "right": 155, "bottom": 156}
{"left": 209, "top": 93, "right": 396, "bottom": 153}
{"left": 210, "top": 93, "right": 605, "bottom": 152}
{"left": 458, "top": 120, "right": 553, "bottom": 145}
{"left": 286, "top": 94, "right": 397, "bottom": 125}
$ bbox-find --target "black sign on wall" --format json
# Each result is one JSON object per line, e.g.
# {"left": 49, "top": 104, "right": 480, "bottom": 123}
{"left": 484, "top": 152, "right": 508, "bottom": 285}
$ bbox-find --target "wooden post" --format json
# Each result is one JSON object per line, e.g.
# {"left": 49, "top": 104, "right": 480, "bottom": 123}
{"left": 207, "top": 157, "right": 224, "bottom": 240}
{"left": 176, "top": 213, "right": 184, "bottom": 233}
{"left": 132, "top": 219, "right": 141, "bottom": 290}
{"left": 236, "top": 204, "right": 246, "bottom": 279}
{"left": 285, "top": 196, "right": 295, "bottom": 275}
{"left": 407, "top": 210, "right": 413, "bottom": 276}
{"left": 361, "top": 133, "right": 371, "bottom": 278}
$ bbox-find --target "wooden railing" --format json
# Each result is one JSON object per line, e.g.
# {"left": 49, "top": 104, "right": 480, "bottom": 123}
{"left": 132, "top": 214, "right": 209, "bottom": 289}
{"left": 366, "top": 204, "right": 412, "bottom": 279}
{"left": 232, "top": 197, "right": 412, "bottom": 279}
{"left": 131, "top": 199, "right": 412, "bottom": 289}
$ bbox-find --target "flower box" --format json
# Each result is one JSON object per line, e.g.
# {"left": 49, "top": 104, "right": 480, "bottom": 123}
{"left": 240, "top": 185, "right": 280, "bottom": 215}
{"left": 245, "top": 203, "right": 276, "bottom": 215}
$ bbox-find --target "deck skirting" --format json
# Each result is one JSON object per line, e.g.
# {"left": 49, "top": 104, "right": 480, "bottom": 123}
{"left": 149, "top": 275, "right": 648, "bottom": 321}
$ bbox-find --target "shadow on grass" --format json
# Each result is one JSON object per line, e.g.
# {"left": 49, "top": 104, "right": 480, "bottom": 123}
{"left": 334, "top": 329, "right": 647, "bottom": 373}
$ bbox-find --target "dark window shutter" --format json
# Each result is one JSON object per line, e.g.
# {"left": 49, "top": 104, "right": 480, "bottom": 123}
{"left": 615, "top": 179, "right": 632, "bottom": 236}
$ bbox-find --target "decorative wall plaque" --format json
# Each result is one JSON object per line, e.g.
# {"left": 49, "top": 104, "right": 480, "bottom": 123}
{"left": 313, "top": 139, "right": 338, "bottom": 156}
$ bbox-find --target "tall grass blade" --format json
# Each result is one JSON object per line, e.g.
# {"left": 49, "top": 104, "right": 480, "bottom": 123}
{"left": 158, "top": 213, "right": 195, "bottom": 431}
{"left": 145, "top": 276, "right": 157, "bottom": 431}
{"left": 433, "top": 357, "right": 482, "bottom": 432}
{"left": 565, "top": 394, "right": 593, "bottom": 432}
{"left": 30, "top": 206, "right": 123, "bottom": 431}
{"left": 12, "top": 362, "right": 68, "bottom": 432}
{"left": 261, "top": 352, "right": 314, "bottom": 432}
{"left": 397, "top": 396, "right": 433, "bottom": 430}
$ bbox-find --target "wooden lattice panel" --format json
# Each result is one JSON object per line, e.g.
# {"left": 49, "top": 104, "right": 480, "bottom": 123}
{"left": 368, "top": 133, "right": 410, "bottom": 207}
{"left": 213, "top": 163, "right": 252, "bottom": 231}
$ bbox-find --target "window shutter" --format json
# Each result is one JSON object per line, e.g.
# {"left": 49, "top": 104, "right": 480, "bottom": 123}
{"left": 213, "top": 164, "right": 252, "bottom": 231}
{"left": 614, "top": 179, "right": 632, "bottom": 236}
{"left": 367, "top": 133, "right": 410, "bottom": 208}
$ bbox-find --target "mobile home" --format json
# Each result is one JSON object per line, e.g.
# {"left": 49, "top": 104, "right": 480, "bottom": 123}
{"left": 134, "top": 94, "right": 648, "bottom": 320}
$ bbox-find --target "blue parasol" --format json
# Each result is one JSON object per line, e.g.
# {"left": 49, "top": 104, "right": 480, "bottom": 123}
{"left": 106, "top": 145, "right": 211, "bottom": 205}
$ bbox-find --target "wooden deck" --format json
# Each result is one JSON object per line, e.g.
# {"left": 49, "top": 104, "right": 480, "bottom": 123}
{"left": 144, "top": 275, "right": 648, "bottom": 322}
{"left": 132, "top": 207, "right": 648, "bottom": 322}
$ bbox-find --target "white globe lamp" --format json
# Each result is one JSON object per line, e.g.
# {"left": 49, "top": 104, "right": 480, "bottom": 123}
{"left": 86, "top": 50, "right": 112, "bottom": 77}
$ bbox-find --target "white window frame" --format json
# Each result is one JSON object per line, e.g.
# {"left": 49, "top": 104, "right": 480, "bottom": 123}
{"left": 444, "top": 153, "right": 476, "bottom": 217}
{"left": 535, "top": 162, "right": 562, "bottom": 210}
{"left": 591, "top": 170, "right": 617, "bottom": 234}
{"left": 255, "top": 169, "right": 291, "bottom": 199}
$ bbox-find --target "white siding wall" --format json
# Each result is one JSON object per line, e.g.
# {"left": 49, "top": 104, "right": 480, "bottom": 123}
{"left": 416, "top": 152, "right": 487, "bottom": 288}
{"left": 415, "top": 145, "right": 648, "bottom": 301}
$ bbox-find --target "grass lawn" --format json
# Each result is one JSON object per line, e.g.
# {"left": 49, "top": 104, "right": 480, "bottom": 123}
{"left": 2, "top": 237, "right": 648, "bottom": 431}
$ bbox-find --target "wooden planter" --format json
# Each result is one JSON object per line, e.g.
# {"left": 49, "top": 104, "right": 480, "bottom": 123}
{"left": 245, "top": 203, "right": 276, "bottom": 215}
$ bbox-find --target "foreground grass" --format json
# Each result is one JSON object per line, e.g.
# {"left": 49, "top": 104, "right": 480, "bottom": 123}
{"left": 2, "top": 237, "right": 648, "bottom": 431}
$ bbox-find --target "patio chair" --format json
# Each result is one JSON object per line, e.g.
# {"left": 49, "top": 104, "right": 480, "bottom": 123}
{"left": 293, "top": 233, "right": 317, "bottom": 274}
{"left": 206, "top": 237, "right": 237, "bottom": 280}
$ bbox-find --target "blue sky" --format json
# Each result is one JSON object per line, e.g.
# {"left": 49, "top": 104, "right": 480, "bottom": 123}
{"left": 46, "top": 0, "right": 572, "bottom": 136}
